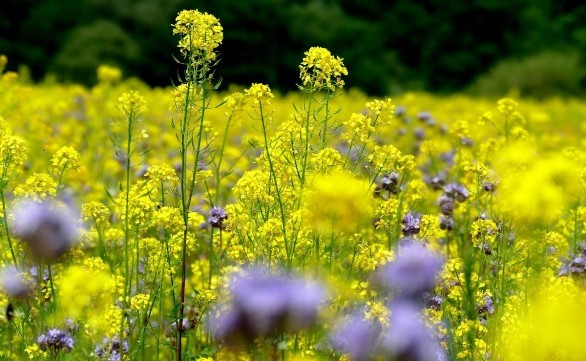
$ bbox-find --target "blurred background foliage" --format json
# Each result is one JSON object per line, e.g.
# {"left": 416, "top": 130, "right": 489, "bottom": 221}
{"left": 1, "top": 0, "right": 586, "bottom": 97}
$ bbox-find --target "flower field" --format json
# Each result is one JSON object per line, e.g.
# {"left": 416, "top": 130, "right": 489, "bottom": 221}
{"left": 2, "top": 9, "right": 586, "bottom": 361}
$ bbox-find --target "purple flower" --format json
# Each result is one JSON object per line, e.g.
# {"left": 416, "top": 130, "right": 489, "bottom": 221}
{"left": 437, "top": 195, "right": 454, "bottom": 216}
{"left": 12, "top": 200, "right": 78, "bottom": 261}
{"left": 402, "top": 212, "right": 421, "bottom": 237}
{"left": 443, "top": 183, "right": 469, "bottom": 202}
{"left": 374, "top": 241, "right": 443, "bottom": 300}
{"left": 439, "top": 216, "right": 454, "bottom": 231}
{"left": 0, "top": 266, "right": 33, "bottom": 298}
{"left": 380, "top": 172, "right": 399, "bottom": 193}
{"left": 208, "top": 207, "right": 228, "bottom": 228}
{"left": 331, "top": 312, "right": 381, "bottom": 361}
{"left": 37, "top": 328, "right": 74, "bottom": 354}
{"left": 394, "top": 105, "right": 406, "bottom": 117}
{"left": 94, "top": 336, "right": 128, "bottom": 360}
{"left": 380, "top": 300, "right": 447, "bottom": 361}
{"left": 417, "top": 111, "right": 432, "bottom": 122}
{"left": 211, "top": 268, "right": 325, "bottom": 344}
{"left": 424, "top": 173, "right": 446, "bottom": 191}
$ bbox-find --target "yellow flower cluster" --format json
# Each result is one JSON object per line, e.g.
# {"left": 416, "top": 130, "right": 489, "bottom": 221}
{"left": 51, "top": 146, "right": 81, "bottom": 171}
{"left": 14, "top": 172, "right": 57, "bottom": 200}
{"left": 244, "top": 83, "right": 274, "bottom": 106}
{"left": 299, "top": 46, "right": 348, "bottom": 91}
{"left": 96, "top": 64, "right": 122, "bottom": 84}
{"left": 173, "top": 9, "right": 223, "bottom": 62}
{"left": 118, "top": 90, "right": 148, "bottom": 115}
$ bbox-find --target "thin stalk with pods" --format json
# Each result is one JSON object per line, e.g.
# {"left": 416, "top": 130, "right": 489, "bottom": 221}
{"left": 111, "top": 91, "right": 147, "bottom": 361}
{"left": 0, "top": 154, "right": 18, "bottom": 266}
{"left": 171, "top": 20, "right": 222, "bottom": 358}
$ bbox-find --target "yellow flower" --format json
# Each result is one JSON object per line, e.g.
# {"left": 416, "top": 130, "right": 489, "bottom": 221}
{"left": 51, "top": 146, "right": 81, "bottom": 171}
{"left": 299, "top": 46, "right": 348, "bottom": 91}
{"left": 14, "top": 173, "right": 57, "bottom": 200}
{"left": 131, "top": 293, "right": 150, "bottom": 312}
{"left": 244, "top": 83, "right": 274, "bottom": 106}
{"left": 118, "top": 90, "right": 147, "bottom": 115}
{"left": 173, "top": 9, "right": 223, "bottom": 62}
{"left": 305, "top": 171, "right": 373, "bottom": 233}
{"left": 96, "top": 64, "right": 122, "bottom": 84}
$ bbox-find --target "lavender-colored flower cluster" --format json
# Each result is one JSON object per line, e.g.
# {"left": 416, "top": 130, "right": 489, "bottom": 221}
{"left": 208, "top": 206, "right": 228, "bottom": 228}
{"left": 374, "top": 241, "right": 444, "bottom": 300}
{"left": 211, "top": 268, "right": 325, "bottom": 344}
{"left": 559, "top": 242, "right": 586, "bottom": 276}
{"left": 94, "top": 336, "right": 129, "bottom": 361}
{"left": 402, "top": 212, "right": 422, "bottom": 237}
{"left": 37, "top": 328, "right": 74, "bottom": 355}
{"left": 332, "top": 241, "right": 446, "bottom": 360}
{"left": 0, "top": 266, "right": 33, "bottom": 298}
{"left": 12, "top": 200, "right": 78, "bottom": 261}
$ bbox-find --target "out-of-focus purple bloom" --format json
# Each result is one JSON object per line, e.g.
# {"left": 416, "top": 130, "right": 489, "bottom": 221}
{"left": 414, "top": 127, "right": 425, "bottom": 140}
{"left": 417, "top": 111, "right": 432, "bottom": 122}
{"left": 12, "top": 200, "right": 78, "bottom": 261}
{"left": 395, "top": 105, "right": 406, "bottom": 117}
{"left": 460, "top": 137, "right": 474, "bottom": 146}
{"left": 559, "top": 242, "right": 586, "bottom": 276}
{"left": 374, "top": 241, "right": 443, "bottom": 300}
{"left": 208, "top": 207, "right": 228, "bottom": 228}
{"left": 402, "top": 212, "right": 421, "bottom": 237}
{"left": 95, "top": 336, "right": 128, "bottom": 361}
{"left": 478, "top": 295, "right": 495, "bottom": 316}
{"left": 331, "top": 312, "right": 381, "bottom": 361}
{"left": 380, "top": 300, "right": 447, "bottom": 361}
{"left": 211, "top": 268, "right": 325, "bottom": 344}
{"left": 437, "top": 195, "right": 454, "bottom": 216}
{"left": 37, "top": 328, "right": 74, "bottom": 355}
{"left": 0, "top": 266, "right": 33, "bottom": 298}
{"left": 439, "top": 216, "right": 454, "bottom": 231}
{"left": 443, "top": 183, "right": 469, "bottom": 202}
{"left": 424, "top": 172, "right": 446, "bottom": 191}
{"left": 439, "top": 151, "right": 455, "bottom": 166}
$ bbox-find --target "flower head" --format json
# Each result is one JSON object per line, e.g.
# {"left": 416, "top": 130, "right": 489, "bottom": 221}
{"left": 402, "top": 212, "right": 422, "bottom": 237}
{"left": 12, "top": 200, "right": 78, "bottom": 261}
{"left": 173, "top": 9, "right": 223, "bottom": 62}
{"left": 211, "top": 268, "right": 325, "bottom": 344}
{"left": 208, "top": 207, "right": 228, "bottom": 229}
{"left": 374, "top": 241, "right": 443, "bottom": 300}
{"left": 0, "top": 266, "right": 33, "bottom": 298}
{"left": 299, "top": 46, "right": 348, "bottom": 91}
{"left": 37, "top": 329, "right": 74, "bottom": 355}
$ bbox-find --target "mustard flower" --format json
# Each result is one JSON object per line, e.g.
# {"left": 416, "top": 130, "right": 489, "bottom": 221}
{"left": 173, "top": 9, "right": 223, "bottom": 62}
{"left": 369, "top": 145, "right": 415, "bottom": 173}
{"left": 14, "top": 173, "right": 57, "bottom": 200}
{"left": 299, "top": 46, "right": 348, "bottom": 91}
{"left": 118, "top": 90, "right": 147, "bottom": 115}
{"left": 244, "top": 83, "right": 274, "bottom": 106}
{"left": 51, "top": 146, "right": 81, "bottom": 171}
{"left": 342, "top": 113, "right": 375, "bottom": 144}
{"left": 96, "top": 64, "right": 122, "bottom": 84}
{"left": 0, "top": 134, "right": 27, "bottom": 171}
{"left": 130, "top": 293, "right": 150, "bottom": 312}
{"left": 81, "top": 201, "right": 110, "bottom": 224}
{"left": 306, "top": 171, "right": 373, "bottom": 233}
